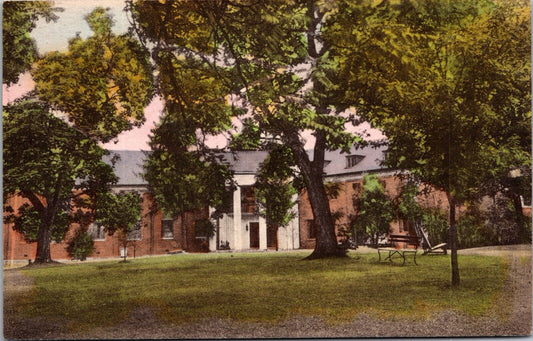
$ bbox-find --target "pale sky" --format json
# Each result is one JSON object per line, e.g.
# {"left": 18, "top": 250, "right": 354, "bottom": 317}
{"left": 2, "top": 0, "right": 384, "bottom": 151}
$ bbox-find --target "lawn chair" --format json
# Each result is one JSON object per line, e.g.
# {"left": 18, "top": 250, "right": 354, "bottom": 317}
{"left": 413, "top": 222, "right": 447, "bottom": 255}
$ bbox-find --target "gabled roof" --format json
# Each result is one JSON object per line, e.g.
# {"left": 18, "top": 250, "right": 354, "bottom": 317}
{"left": 107, "top": 145, "right": 388, "bottom": 186}
{"left": 104, "top": 150, "right": 147, "bottom": 186}
{"left": 322, "top": 145, "right": 388, "bottom": 176}
{"left": 216, "top": 151, "right": 269, "bottom": 174}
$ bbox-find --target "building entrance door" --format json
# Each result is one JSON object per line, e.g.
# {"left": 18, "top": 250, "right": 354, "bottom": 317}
{"left": 249, "top": 222, "right": 259, "bottom": 248}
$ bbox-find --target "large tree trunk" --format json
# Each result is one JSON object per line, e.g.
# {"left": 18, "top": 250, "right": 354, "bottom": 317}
{"left": 33, "top": 190, "right": 60, "bottom": 264}
{"left": 286, "top": 132, "right": 344, "bottom": 259}
{"left": 34, "top": 211, "right": 53, "bottom": 263}
{"left": 508, "top": 192, "right": 527, "bottom": 242}
{"left": 21, "top": 192, "right": 53, "bottom": 263}
{"left": 446, "top": 193, "right": 460, "bottom": 286}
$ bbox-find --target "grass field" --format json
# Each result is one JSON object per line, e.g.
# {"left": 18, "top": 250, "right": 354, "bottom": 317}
{"left": 8, "top": 251, "right": 506, "bottom": 331}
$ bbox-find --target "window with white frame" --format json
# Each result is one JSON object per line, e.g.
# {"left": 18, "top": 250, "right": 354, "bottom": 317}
{"left": 345, "top": 155, "right": 365, "bottom": 168}
{"left": 162, "top": 218, "right": 174, "bottom": 239}
{"left": 88, "top": 222, "right": 106, "bottom": 241}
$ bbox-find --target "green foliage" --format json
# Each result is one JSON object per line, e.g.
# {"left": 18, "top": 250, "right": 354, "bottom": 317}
{"left": 421, "top": 207, "right": 449, "bottom": 246}
{"left": 455, "top": 195, "right": 530, "bottom": 249}
{"left": 2, "top": 1, "right": 59, "bottom": 85}
{"left": 32, "top": 7, "right": 154, "bottom": 142}
{"left": 229, "top": 119, "right": 262, "bottom": 151}
{"left": 3, "top": 100, "right": 116, "bottom": 200}
{"left": 484, "top": 195, "right": 525, "bottom": 245}
{"left": 5, "top": 203, "right": 70, "bottom": 243}
{"left": 67, "top": 231, "right": 95, "bottom": 261}
{"left": 130, "top": 0, "right": 364, "bottom": 256}
{"left": 395, "top": 182, "right": 448, "bottom": 245}
{"left": 351, "top": 174, "right": 394, "bottom": 245}
{"left": 255, "top": 146, "right": 298, "bottom": 227}
{"left": 457, "top": 205, "right": 495, "bottom": 249}
{"left": 324, "top": 182, "right": 342, "bottom": 200}
{"left": 94, "top": 191, "right": 142, "bottom": 237}
{"left": 330, "top": 0, "right": 530, "bottom": 282}
{"left": 331, "top": 0, "right": 531, "bottom": 203}
{"left": 3, "top": 99, "right": 117, "bottom": 261}
{"left": 144, "top": 150, "right": 233, "bottom": 218}
{"left": 396, "top": 182, "right": 424, "bottom": 222}
{"left": 194, "top": 218, "right": 216, "bottom": 239}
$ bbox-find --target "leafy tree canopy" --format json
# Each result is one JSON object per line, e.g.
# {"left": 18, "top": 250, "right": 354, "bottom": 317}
{"left": 329, "top": 0, "right": 531, "bottom": 202}
{"left": 143, "top": 149, "right": 234, "bottom": 218}
{"left": 94, "top": 191, "right": 142, "bottom": 237}
{"left": 255, "top": 145, "right": 299, "bottom": 227}
{"left": 32, "top": 7, "right": 154, "bottom": 142}
{"left": 2, "top": 1, "right": 60, "bottom": 85}
{"left": 131, "top": 0, "right": 364, "bottom": 258}
{"left": 351, "top": 174, "right": 394, "bottom": 246}
{"left": 3, "top": 99, "right": 118, "bottom": 261}
{"left": 329, "top": 0, "right": 530, "bottom": 284}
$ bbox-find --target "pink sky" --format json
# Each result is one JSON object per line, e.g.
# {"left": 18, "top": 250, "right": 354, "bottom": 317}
{"left": 2, "top": 74, "right": 161, "bottom": 151}
{"left": 2, "top": 73, "right": 384, "bottom": 151}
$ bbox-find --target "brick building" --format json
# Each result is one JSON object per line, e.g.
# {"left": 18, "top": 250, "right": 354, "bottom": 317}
{"left": 3, "top": 149, "right": 301, "bottom": 264}
{"left": 4, "top": 146, "right": 529, "bottom": 264}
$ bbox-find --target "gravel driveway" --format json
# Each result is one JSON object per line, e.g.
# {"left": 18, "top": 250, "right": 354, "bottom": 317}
{"left": 4, "top": 245, "right": 531, "bottom": 339}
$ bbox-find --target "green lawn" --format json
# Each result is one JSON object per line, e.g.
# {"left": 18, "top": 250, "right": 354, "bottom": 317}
{"left": 8, "top": 251, "right": 506, "bottom": 331}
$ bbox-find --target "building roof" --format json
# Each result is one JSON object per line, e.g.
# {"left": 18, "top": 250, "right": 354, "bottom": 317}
{"left": 322, "top": 145, "right": 387, "bottom": 177}
{"left": 107, "top": 145, "right": 388, "bottom": 186}
{"left": 216, "top": 151, "right": 269, "bottom": 174}
{"left": 105, "top": 150, "right": 147, "bottom": 186}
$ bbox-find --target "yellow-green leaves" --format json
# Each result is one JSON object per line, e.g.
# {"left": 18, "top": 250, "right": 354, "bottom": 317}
{"left": 32, "top": 7, "right": 154, "bottom": 143}
{"left": 3, "top": 1, "right": 58, "bottom": 85}
{"left": 332, "top": 0, "right": 531, "bottom": 201}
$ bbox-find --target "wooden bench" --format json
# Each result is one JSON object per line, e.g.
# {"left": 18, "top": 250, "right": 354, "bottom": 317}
{"left": 377, "top": 234, "right": 420, "bottom": 265}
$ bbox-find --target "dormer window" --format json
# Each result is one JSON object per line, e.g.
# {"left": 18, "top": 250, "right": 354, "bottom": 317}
{"left": 345, "top": 155, "right": 364, "bottom": 168}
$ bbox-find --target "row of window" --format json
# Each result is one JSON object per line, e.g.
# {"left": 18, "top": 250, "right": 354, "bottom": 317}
{"left": 86, "top": 185, "right": 259, "bottom": 242}
{"left": 87, "top": 219, "right": 175, "bottom": 241}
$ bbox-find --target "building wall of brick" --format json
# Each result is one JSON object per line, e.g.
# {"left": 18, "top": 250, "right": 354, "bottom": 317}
{"left": 4, "top": 173, "right": 529, "bottom": 262}
{"left": 298, "top": 173, "right": 452, "bottom": 249}
{"left": 3, "top": 191, "right": 209, "bottom": 263}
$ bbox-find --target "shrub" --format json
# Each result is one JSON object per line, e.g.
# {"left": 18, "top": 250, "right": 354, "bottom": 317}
{"left": 67, "top": 231, "right": 95, "bottom": 261}
{"left": 485, "top": 195, "right": 523, "bottom": 245}
{"left": 195, "top": 218, "right": 216, "bottom": 238}
{"left": 421, "top": 207, "right": 449, "bottom": 245}
{"left": 351, "top": 174, "right": 394, "bottom": 246}
{"left": 457, "top": 205, "right": 496, "bottom": 249}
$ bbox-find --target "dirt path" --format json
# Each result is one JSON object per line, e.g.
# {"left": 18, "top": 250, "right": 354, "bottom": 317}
{"left": 4, "top": 245, "right": 531, "bottom": 339}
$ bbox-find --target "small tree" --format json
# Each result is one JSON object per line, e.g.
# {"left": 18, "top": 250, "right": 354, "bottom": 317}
{"left": 67, "top": 231, "right": 95, "bottom": 261}
{"left": 351, "top": 174, "right": 394, "bottom": 246}
{"left": 3, "top": 100, "right": 117, "bottom": 263}
{"left": 395, "top": 182, "right": 424, "bottom": 226}
{"left": 94, "top": 192, "right": 142, "bottom": 262}
{"left": 485, "top": 195, "right": 524, "bottom": 245}
{"left": 255, "top": 146, "right": 299, "bottom": 228}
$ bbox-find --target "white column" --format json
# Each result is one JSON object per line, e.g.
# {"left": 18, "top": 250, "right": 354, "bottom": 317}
{"left": 291, "top": 194, "right": 300, "bottom": 250}
{"left": 208, "top": 207, "right": 217, "bottom": 251}
{"left": 259, "top": 216, "right": 267, "bottom": 250}
{"left": 233, "top": 185, "right": 242, "bottom": 250}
